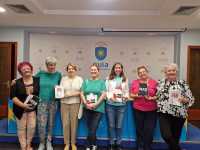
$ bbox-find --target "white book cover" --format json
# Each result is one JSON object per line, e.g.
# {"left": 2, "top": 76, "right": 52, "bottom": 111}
{"left": 55, "top": 85, "right": 64, "bottom": 99}
{"left": 113, "top": 89, "right": 123, "bottom": 102}
{"left": 86, "top": 93, "right": 98, "bottom": 103}
{"left": 169, "top": 87, "right": 181, "bottom": 106}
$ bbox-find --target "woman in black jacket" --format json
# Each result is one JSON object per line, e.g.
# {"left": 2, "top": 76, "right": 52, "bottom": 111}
{"left": 11, "top": 61, "right": 40, "bottom": 150}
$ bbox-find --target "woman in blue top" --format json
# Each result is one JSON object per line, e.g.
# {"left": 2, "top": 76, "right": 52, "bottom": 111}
{"left": 106, "top": 63, "right": 129, "bottom": 150}
{"left": 36, "top": 57, "right": 62, "bottom": 150}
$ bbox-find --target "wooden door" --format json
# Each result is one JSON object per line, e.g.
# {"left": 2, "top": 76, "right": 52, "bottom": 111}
{"left": 187, "top": 46, "right": 200, "bottom": 120}
{"left": 0, "top": 42, "right": 17, "bottom": 118}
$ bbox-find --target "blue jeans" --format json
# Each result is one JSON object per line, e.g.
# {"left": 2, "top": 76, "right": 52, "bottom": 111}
{"left": 106, "top": 104, "right": 126, "bottom": 145}
{"left": 84, "top": 108, "right": 102, "bottom": 146}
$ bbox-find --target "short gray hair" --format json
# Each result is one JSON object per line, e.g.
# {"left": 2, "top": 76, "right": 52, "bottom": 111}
{"left": 45, "top": 56, "right": 57, "bottom": 65}
{"left": 164, "top": 63, "right": 178, "bottom": 72}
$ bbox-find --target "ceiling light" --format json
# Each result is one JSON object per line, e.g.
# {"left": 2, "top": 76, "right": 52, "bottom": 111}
{"left": 0, "top": 7, "right": 6, "bottom": 13}
{"left": 49, "top": 31, "right": 57, "bottom": 34}
{"left": 102, "top": 28, "right": 187, "bottom": 32}
{"left": 94, "top": 0, "right": 116, "bottom": 2}
{"left": 146, "top": 32, "right": 157, "bottom": 36}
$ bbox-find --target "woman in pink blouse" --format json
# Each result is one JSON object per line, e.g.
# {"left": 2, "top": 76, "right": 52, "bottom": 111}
{"left": 130, "top": 66, "right": 157, "bottom": 150}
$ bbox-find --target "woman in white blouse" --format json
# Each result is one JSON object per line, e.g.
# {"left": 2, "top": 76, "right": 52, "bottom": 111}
{"left": 60, "top": 63, "right": 83, "bottom": 150}
{"left": 105, "top": 63, "right": 129, "bottom": 150}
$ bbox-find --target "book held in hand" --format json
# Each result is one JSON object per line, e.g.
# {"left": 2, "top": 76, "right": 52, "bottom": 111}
{"left": 113, "top": 89, "right": 123, "bottom": 102}
{"left": 138, "top": 83, "right": 148, "bottom": 96}
{"left": 24, "top": 94, "right": 40, "bottom": 111}
{"left": 169, "top": 87, "right": 181, "bottom": 106}
{"left": 55, "top": 85, "right": 64, "bottom": 99}
{"left": 86, "top": 93, "right": 98, "bottom": 104}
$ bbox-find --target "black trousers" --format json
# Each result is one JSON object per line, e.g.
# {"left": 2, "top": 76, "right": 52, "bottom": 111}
{"left": 158, "top": 112, "right": 186, "bottom": 150}
{"left": 84, "top": 108, "right": 102, "bottom": 146}
{"left": 134, "top": 109, "right": 157, "bottom": 150}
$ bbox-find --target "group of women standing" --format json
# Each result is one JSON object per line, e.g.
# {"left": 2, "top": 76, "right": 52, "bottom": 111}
{"left": 11, "top": 56, "right": 194, "bottom": 150}
{"left": 11, "top": 57, "right": 61, "bottom": 150}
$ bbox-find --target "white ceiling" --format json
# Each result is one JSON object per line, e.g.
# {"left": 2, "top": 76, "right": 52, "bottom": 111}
{"left": 0, "top": 0, "right": 200, "bottom": 30}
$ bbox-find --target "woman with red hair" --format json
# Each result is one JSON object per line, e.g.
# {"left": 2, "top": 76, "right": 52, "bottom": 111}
{"left": 11, "top": 61, "right": 40, "bottom": 150}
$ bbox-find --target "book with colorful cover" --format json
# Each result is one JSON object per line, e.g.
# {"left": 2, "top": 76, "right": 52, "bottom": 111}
{"left": 138, "top": 83, "right": 148, "bottom": 96}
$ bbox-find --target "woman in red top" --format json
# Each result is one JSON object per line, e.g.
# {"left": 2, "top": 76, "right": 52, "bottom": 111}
{"left": 130, "top": 66, "right": 157, "bottom": 150}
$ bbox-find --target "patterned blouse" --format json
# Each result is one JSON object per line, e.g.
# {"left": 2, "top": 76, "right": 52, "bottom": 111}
{"left": 156, "top": 78, "right": 194, "bottom": 118}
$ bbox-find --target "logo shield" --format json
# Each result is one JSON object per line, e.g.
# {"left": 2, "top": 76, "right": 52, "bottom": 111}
{"left": 95, "top": 47, "right": 107, "bottom": 61}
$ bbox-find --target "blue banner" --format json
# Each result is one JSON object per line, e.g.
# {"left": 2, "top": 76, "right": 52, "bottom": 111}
{"left": 8, "top": 100, "right": 187, "bottom": 141}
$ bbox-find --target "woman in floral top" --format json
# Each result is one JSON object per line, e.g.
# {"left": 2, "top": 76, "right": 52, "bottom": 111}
{"left": 157, "top": 63, "right": 194, "bottom": 150}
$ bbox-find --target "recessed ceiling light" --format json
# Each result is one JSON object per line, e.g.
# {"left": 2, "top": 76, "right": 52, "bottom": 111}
{"left": 146, "top": 32, "right": 157, "bottom": 36}
{"left": 49, "top": 31, "right": 56, "bottom": 34}
{"left": 94, "top": 0, "right": 116, "bottom": 3}
{"left": 0, "top": 7, "right": 6, "bottom": 13}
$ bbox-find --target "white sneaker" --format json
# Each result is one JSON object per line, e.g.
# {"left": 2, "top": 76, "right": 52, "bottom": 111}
{"left": 91, "top": 145, "right": 97, "bottom": 150}
{"left": 38, "top": 143, "right": 45, "bottom": 150}
{"left": 46, "top": 140, "right": 53, "bottom": 150}
{"left": 85, "top": 146, "right": 90, "bottom": 150}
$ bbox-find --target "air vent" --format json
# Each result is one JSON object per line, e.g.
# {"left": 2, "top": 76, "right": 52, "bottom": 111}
{"left": 6, "top": 4, "right": 32, "bottom": 14}
{"left": 173, "top": 6, "right": 199, "bottom": 15}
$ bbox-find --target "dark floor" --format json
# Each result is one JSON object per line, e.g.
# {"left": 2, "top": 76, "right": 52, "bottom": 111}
{"left": 190, "top": 120, "right": 200, "bottom": 128}
{"left": 1, "top": 141, "right": 200, "bottom": 150}
{"left": 0, "top": 143, "right": 133, "bottom": 150}
{"left": 1, "top": 142, "right": 200, "bottom": 150}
